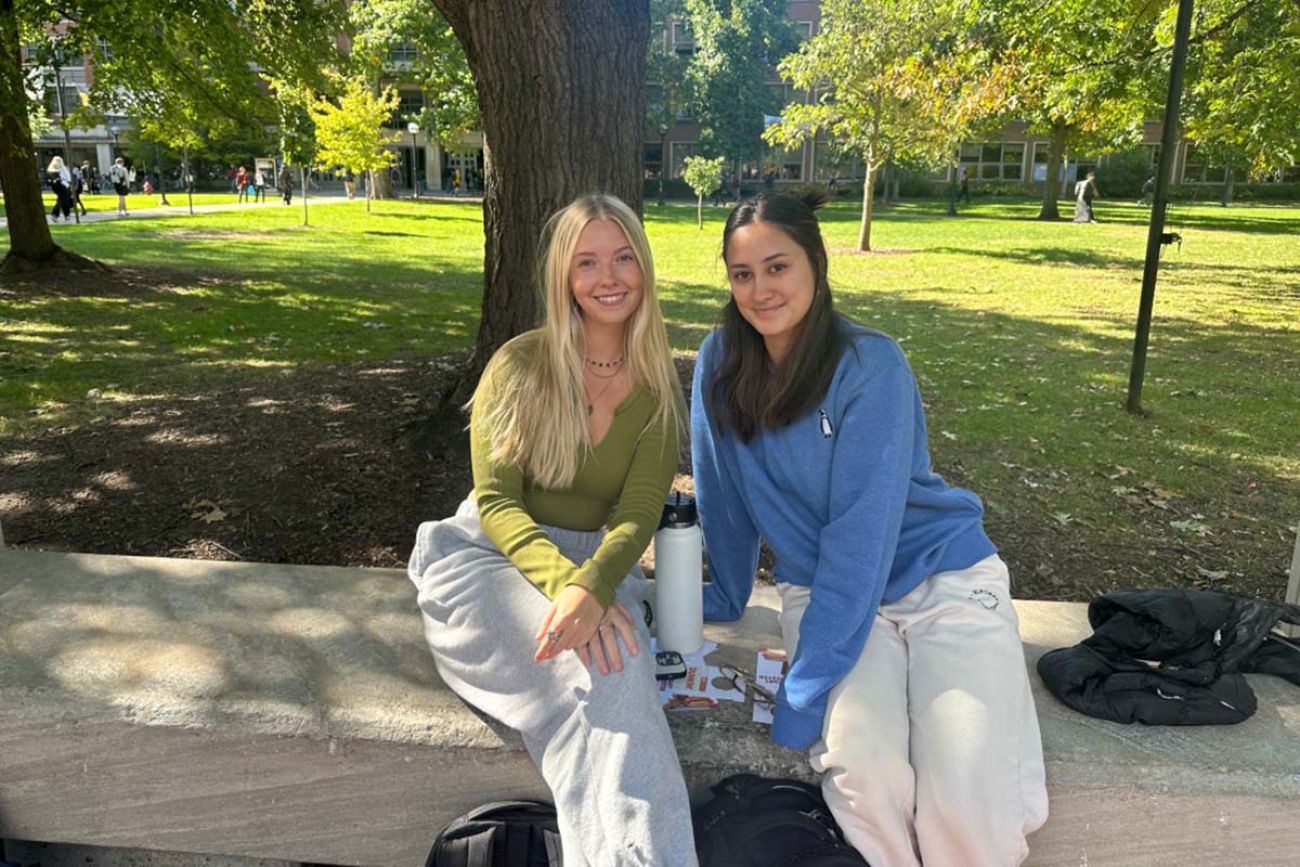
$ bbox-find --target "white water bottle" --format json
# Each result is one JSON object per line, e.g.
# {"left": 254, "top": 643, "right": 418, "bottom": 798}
{"left": 653, "top": 491, "right": 704, "bottom": 655}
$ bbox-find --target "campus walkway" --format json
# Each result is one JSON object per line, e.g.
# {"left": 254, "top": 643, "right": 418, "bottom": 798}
{"left": 2, "top": 193, "right": 360, "bottom": 229}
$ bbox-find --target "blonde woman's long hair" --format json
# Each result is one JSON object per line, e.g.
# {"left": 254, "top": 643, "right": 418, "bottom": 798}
{"left": 47, "top": 156, "right": 66, "bottom": 173}
{"left": 472, "top": 194, "right": 682, "bottom": 490}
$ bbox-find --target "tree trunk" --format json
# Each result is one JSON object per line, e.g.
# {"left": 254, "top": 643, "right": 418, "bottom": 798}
{"left": 1220, "top": 161, "right": 1235, "bottom": 207}
{"left": 696, "top": 194, "right": 703, "bottom": 228}
{"left": 301, "top": 166, "right": 309, "bottom": 226}
{"left": 184, "top": 148, "right": 194, "bottom": 216}
{"left": 0, "top": 3, "right": 59, "bottom": 273}
{"left": 372, "top": 165, "right": 396, "bottom": 199}
{"left": 947, "top": 161, "right": 959, "bottom": 216}
{"left": 891, "top": 169, "right": 899, "bottom": 203}
{"left": 432, "top": 0, "right": 648, "bottom": 396}
{"left": 1037, "top": 122, "right": 1067, "bottom": 221}
{"left": 857, "top": 161, "right": 875, "bottom": 252}
{"left": 365, "top": 170, "right": 373, "bottom": 213}
{"left": 876, "top": 162, "right": 891, "bottom": 209}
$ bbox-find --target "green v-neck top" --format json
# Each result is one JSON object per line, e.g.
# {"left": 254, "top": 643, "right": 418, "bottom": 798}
{"left": 470, "top": 333, "right": 679, "bottom": 608}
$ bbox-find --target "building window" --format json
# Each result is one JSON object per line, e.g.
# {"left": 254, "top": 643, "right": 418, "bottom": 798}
{"left": 388, "top": 42, "right": 419, "bottom": 63}
{"left": 43, "top": 82, "right": 81, "bottom": 119}
{"left": 959, "top": 141, "right": 1026, "bottom": 182}
{"left": 671, "top": 20, "right": 694, "bottom": 53}
{"left": 795, "top": 21, "right": 814, "bottom": 41}
{"left": 1001, "top": 143, "right": 1024, "bottom": 181}
{"left": 644, "top": 143, "right": 665, "bottom": 180}
{"left": 669, "top": 141, "right": 697, "bottom": 178}
{"left": 386, "top": 89, "right": 425, "bottom": 128}
{"left": 771, "top": 145, "right": 803, "bottom": 180}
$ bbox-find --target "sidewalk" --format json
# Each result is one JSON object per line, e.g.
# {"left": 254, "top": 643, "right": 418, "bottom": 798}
{"left": 2, "top": 193, "right": 356, "bottom": 229}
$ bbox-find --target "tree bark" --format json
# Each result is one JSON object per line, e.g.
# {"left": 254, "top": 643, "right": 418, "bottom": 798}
{"left": 431, "top": 0, "right": 648, "bottom": 395}
{"left": 1037, "top": 122, "right": 1067, "bottom": 221}
{"left": 1220, "top": 160, "right": 1235, "bottom": 207}
{"left": 372, "top": 165, "right": 396, "bottom": 199}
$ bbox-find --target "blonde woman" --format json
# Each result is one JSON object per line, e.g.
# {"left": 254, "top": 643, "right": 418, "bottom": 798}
{"left": 46, "top": 156, "right": 74, "bottom": 222}
{"left": 408, "top": 194, "right": 696, "bottom": 866}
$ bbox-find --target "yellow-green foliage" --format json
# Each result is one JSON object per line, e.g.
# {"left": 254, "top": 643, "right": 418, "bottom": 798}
{"left": 311, "top": 78, "right": 399, "bottom": 177}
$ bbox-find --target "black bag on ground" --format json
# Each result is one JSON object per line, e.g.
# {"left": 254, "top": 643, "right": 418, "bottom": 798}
{"left": 693, "top": 774, "right": 869, "bottom": 866}
{"left": 427, "top": 799, "right": 563, "bottom": 867}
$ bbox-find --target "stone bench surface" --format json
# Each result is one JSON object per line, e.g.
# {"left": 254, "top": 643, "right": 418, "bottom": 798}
{"left": 1, "top": 550, "right": 1297, "bottom": 867}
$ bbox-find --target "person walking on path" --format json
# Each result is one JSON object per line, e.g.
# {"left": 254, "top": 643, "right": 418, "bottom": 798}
{"left": 278, "top": 164, "right": 294, "bottom": 205}
{"left": 45, "top": 156, "right": 74, "bottom": 222}
{"left": 71, "top": 162, "right": 88, "bottom": 216}
{"left": 408, "top": 194, "right": 697, "bottom": 867}
{"left": 1073, "top": 171, "right": 1099, "bottom": 223}
{"left": 254, "top": 167, "right": 267, "bottom": 203}
{"left": 692, "top": 191, "right": 1048, "bottom": 866}
{"left": 956, "top": 166, "right": 973, "bottom": 204}
{"left": 108, "top": 157, "right": 131, "bottom": 216}
{"left": 236, "top": 165, "right": 249, "bottom": 203}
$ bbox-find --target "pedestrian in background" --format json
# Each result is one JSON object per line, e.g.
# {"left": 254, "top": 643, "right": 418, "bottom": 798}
{"left": 108, "top": 157, "right": 130, "bottom": 216}
{"left": 71, "top": 162, "right": 88, "bottom": 216}
{"left": 1073, "top": 171, "right": 1099, "bottom": 223}
{"left": 278, "top": 164, "right": 294, "bottom": 206}
{"left": 45, "top": 156, "right": 74, "bottom": 222}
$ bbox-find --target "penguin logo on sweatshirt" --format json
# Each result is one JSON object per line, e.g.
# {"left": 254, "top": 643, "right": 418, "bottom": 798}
{"left": 819, "top": 409, "right": 833, "bottom": 438}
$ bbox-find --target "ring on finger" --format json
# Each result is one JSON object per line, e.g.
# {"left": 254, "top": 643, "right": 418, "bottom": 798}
{"left": 546, "top": 629, "right": 562, "bottom": 644}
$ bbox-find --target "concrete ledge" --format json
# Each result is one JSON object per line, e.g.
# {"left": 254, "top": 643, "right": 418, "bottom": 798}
{"left": 1, "top": 550, "right": 1298, "bottom": 866}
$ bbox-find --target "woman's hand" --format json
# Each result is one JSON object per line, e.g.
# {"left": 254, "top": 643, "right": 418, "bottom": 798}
{"left": 574, "top": 601, "right": 641, "bottom": 676}
{"left": 534, "top": 584, "right": 604, "bottom": 662}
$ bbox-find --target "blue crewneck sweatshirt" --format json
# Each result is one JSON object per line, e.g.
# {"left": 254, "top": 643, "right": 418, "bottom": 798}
{"left": 691, "top": 322, "right": 996, "bottom": 750}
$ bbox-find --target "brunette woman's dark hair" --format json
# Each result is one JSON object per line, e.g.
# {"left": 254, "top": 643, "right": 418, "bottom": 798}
{"left": 710, "top": 190, "right": 848, "bottom": 441}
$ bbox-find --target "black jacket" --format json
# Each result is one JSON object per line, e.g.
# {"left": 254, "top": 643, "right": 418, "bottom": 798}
{"left": 1038, "top": 589, "right": 1300, "bottom": 725}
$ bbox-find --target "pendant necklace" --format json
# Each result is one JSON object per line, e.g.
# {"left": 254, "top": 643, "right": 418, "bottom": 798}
{"left": 585, "top": 369, "right": 620, "bottom": 416}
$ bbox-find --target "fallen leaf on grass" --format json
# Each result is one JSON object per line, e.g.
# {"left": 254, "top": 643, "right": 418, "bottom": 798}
{"left": 1170, "top": 519, "right": 1210, "bottom": 535}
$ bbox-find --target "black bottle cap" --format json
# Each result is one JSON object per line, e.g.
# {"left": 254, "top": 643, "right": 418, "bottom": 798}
{"left": 659, "top": 491, "right": 698, "bottom": 529}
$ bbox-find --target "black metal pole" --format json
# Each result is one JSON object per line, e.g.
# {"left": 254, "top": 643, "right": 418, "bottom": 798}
{"left": 1127, "top": 0, "right": 1195, "bottom": 414}
{"left": 658, "top": 130, "right": 667, "bottom": 207}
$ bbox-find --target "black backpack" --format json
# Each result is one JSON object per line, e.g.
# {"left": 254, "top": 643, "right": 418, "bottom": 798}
{"left": 427, "top": 800, "right": 563, "bottom": 867}
{"left": 693, "top": 774, "right": 869, "bottom": 867}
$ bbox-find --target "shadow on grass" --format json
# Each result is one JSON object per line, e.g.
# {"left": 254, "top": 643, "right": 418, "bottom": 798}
{"left": 928, "top": 245, "right": 1141, "bottom": 270}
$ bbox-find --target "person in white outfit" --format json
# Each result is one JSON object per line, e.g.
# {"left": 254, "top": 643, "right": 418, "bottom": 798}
{"left": 692, "top": 191, "right": 1049, "bottom": 866}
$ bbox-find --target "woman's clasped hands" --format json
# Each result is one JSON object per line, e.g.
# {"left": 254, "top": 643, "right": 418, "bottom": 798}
{"left": 534, "top": 584, "right": 640, "bottom": 676}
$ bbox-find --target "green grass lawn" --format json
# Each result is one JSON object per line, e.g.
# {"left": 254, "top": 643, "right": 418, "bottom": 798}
{"left": 2, "top": 195, "right": 1297, "bottom": 598}
{"left": 31, "top": 191, "right": 271, "bottom": 214}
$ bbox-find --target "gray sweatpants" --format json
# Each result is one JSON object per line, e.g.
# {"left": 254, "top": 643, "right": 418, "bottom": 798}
{"left": 408, "top": 499, "right": 699, "bottom": 867}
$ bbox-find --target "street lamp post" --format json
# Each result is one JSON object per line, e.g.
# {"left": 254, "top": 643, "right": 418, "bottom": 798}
{"left": 407, "top": 121, "right": 420, "bottom": 199}
{"left": 109, "top": 124, "right": 119, "bottom": 159}
{"left": 658, "top": 124, "right": 668, "bottom": 207}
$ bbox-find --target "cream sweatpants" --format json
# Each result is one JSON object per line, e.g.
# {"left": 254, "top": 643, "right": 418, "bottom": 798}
{"left": 777, "top": 554, "right": 1049, "bottom": 867}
